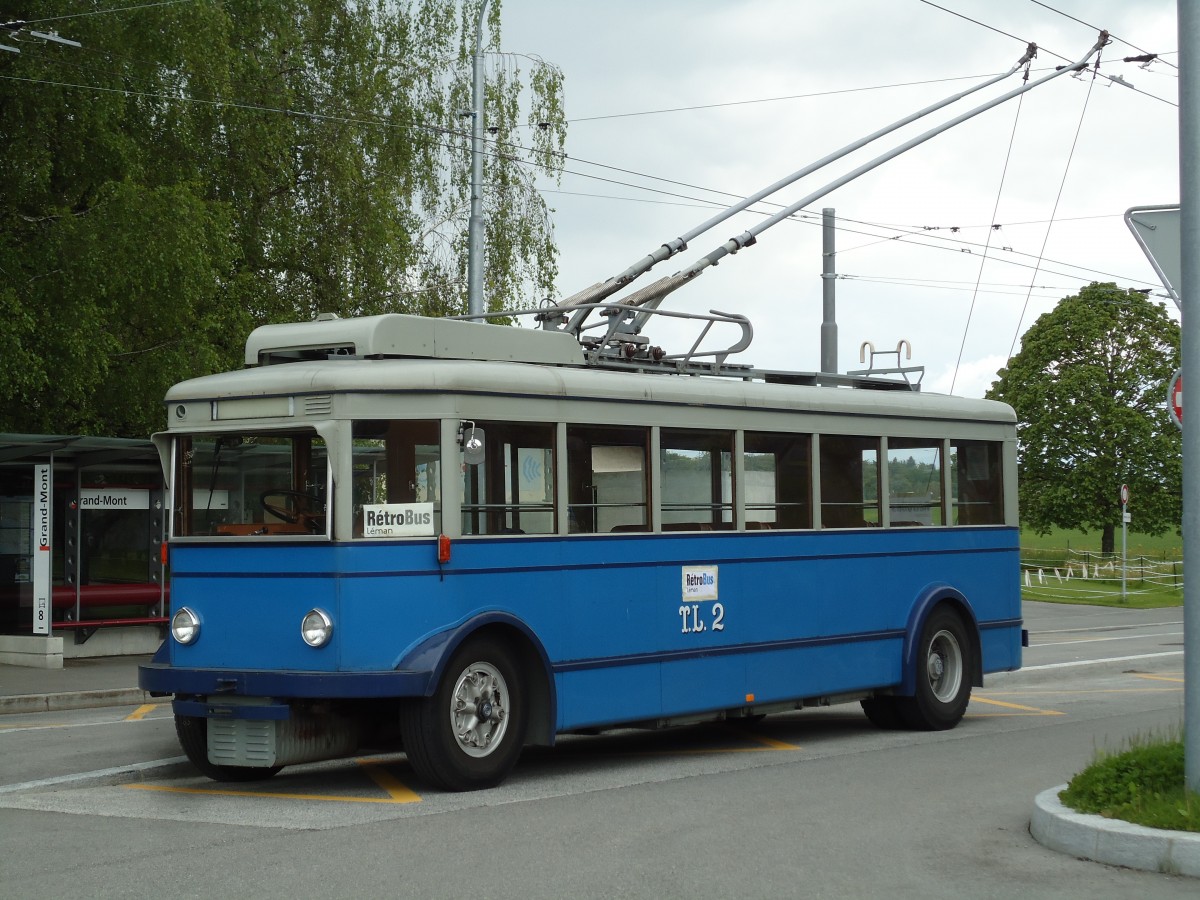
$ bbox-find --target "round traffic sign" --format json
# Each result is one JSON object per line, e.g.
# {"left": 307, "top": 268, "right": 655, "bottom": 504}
{"left": 1120, "top": 483, "right": 1130, "bottom": 506}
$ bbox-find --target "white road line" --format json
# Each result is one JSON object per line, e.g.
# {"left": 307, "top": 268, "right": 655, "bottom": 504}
{"left": 1034, "top": 621, "right": 1183, "bottom": 636}
{"left": 0, "top": 715, "right": 171, "bottom": 736}
{"left": 1020, "top": 651, "right": 1184, "bottom": 671}
{"left": 0, "top": 757, "right": 187, "bottom": 794}
{"left": 1032, "top": 630, "right": 1183, "bottom": 648}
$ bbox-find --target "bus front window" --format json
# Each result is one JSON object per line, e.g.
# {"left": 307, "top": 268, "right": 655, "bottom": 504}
{"left": 175, "top": 432, "right": 329, "bottom": 537}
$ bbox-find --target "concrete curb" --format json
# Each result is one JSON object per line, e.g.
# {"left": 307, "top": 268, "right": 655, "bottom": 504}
{"left": 1032, "top": 785, "right": 1200, "bottom": 877}
{"left": 0, "top": 689, "right": 155, "bottom": 716}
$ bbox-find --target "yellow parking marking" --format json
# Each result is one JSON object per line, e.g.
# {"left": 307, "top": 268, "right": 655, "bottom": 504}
{"left": 124, "top": 704, "right": 159, "bottom": 721}
{"left": 128, "top": 783, "right": 416, "bottom": 803}
{"left": 358, "top": 761, "right": 422, "bottom": 803}
{"left": 127, "top": 758, "right": 422, "bottom": 804}
{"left": 735, "top": 729, "right": 801, "bottom": 751}
{"left": 969, "top": 696, "right": 1064, "bottom": 717}
{"left": 1131, "top": 673, "right": 1185, "bottom": 684}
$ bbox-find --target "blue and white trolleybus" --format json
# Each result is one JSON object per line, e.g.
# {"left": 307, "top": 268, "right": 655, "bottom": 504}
{"left": 139, "top": 309, "right": 1022, "bottom": 790}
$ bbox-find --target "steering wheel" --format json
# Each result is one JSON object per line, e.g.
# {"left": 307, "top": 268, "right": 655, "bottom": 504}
{"left": 260, "top": 490, "right": 324, "bottom": 530}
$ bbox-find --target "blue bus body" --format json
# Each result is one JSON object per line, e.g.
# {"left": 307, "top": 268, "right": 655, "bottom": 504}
{"left": 147, "top": 526, "right": 1021, "bottom": 725}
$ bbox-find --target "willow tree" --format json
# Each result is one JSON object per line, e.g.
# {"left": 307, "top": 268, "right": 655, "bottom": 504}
{"left": 0, "top": 0, "right": 565, "bottom": 436}
{"left": 986, "top": 283, "right": 1181, "bottom": 553}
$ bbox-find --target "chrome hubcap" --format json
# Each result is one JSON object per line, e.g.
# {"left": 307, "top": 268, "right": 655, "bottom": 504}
{"left": 449, "top": 661, "right": 509, "bottom": 758}
{"left": 926, "top": 629, "right": 962, "bottom": 703}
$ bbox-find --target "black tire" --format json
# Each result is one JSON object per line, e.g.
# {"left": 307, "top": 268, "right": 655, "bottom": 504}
{"left": 174, "top": 714, "right": 283, "bottom": 782}
{"left": 860, "top": 696, "right": 906, "bottom": 730}
{"left": 400, "top": 636, "right": 528, "bottom": 792}
{"left": 895, "top": 606, "right": 973, "bottom": 731}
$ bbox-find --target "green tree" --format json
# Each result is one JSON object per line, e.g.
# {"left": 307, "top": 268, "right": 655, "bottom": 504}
{"left": 986, "top": 283, "right": 1181, "bottom": 553}
{"left": 0, "top": 0, "right": 565, "bottom": 437}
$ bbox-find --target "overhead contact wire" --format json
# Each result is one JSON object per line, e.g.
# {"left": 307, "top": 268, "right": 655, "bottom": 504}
{"left": 1007, "top": 55, "right": 1102, "bottom": 358}
{"left": 951, "top": 91, "right": 1025, "bottom": 393}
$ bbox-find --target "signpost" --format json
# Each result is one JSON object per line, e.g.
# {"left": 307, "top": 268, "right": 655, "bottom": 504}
{"left": 1169, "top": 367, "right": 1183, "bottom": 431}
{"left": 32, "top": 464, "right": 51, "bottom": 636}
{"left": 1119, "top": 484, "right": 1130, "bottom": 603}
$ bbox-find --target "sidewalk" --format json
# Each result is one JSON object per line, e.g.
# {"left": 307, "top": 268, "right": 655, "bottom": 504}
{"left": 0, "top": 654, "right": 154, "bottom": 714}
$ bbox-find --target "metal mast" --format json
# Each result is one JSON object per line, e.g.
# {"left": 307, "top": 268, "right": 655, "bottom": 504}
{"left": 467, "top": 0, "right": 490, "bottom": 319}
{"left": 1177, "top": 0, "right": 1199, "bottom": 794}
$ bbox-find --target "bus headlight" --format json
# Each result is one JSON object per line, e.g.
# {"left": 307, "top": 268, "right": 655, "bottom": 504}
{"left": 301, "top": 608, "right": 334, "bottom": 647}
{"left": 171, "top": 607, "right": 201, "bottom": 645}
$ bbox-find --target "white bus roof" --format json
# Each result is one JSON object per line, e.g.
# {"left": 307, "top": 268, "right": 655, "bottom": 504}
{"left": 166, "top": 355, "right": 1014, "bottom": 426}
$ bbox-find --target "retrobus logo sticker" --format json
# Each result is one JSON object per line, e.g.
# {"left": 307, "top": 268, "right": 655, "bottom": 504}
{"left": 363, "top": 503, "right": 435, "bottom": 537}
{"left": 682, "top": 565, "right": 718, "bottom": 602}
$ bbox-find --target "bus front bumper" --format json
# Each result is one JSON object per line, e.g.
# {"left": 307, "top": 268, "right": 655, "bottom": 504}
{"left": 138, "top": 662, "right": 432, "bottom": 703}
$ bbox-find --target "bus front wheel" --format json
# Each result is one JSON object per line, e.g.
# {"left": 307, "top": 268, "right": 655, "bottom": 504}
{"left": 174, "top": 714, "right": 283, "bottom": 782}
{"left": 401, "top": 635, "right": 528, "bottom": 791}
{"left": 860, "top": 697, "right": 905, "bottom": 729}
{"left": 896, "top": 607, "right": 972, "bottom": 730}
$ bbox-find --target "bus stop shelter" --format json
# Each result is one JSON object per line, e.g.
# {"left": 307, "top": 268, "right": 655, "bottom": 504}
{"left": 0, "top": 434, "right": 167, "bottom": 667}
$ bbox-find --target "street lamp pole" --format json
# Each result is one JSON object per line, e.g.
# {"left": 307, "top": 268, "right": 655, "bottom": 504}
{"left": 466, "top": 0, "right": 490, "bottom": 319}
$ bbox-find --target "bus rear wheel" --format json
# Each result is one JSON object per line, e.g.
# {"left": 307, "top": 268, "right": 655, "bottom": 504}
{"left": 401, "top": 636, "right": 527, "bottom": 791}
{"left": 174, "top": 714, "right": 282, "bottom": 782}
{"left": 896, "top": 607, "right": 972, "bottom": 730}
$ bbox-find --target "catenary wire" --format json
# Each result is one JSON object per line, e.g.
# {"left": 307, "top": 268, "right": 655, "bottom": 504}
{"left": 1026, "top": 0, "right": 1177, "bottom": 69}
{"left": 4, "top": 34, "right": 1164, "bottom": 297}
{"left": 952, "top": 91, "right": 1024, "bottom": 393}
{"left": 2, "top": 67, "right": 1156, "bottom": 293}
{"left": 1007, "top": 48, "right": 1101, "bottom": 357}
{"left": 18, "top": 0, "right": 200, "bottom": 26}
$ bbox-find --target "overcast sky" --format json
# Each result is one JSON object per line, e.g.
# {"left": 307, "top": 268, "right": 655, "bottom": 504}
{"left": 496, "top": 0, "right": 1179, "bottom": 397}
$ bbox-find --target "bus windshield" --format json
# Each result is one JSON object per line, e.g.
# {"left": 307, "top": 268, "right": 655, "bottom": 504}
{"left": 173, "top": 431, "right": 329, "bottom": 537}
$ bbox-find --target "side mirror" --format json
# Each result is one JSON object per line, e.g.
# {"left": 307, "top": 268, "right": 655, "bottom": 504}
{"left": 459, "top": 421, "right": 486, "bottom": 466}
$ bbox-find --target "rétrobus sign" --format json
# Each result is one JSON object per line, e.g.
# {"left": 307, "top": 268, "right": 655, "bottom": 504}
{"left": 362, "top": 503, "right": 435, "bottom": 537}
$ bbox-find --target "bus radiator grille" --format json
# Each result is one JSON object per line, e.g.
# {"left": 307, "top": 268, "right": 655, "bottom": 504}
{"left": 208, "top": 713, "right": 361, "bottom": 768}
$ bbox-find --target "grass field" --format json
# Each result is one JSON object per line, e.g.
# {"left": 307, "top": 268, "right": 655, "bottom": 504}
{"left": 1019, "top": 526, "right": 1184, "bottom": 608}
{"left": 1019, "top": 526, "right": 1182, "bottom": 559}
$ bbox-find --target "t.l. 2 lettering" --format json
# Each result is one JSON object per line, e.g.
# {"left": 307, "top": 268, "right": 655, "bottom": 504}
{"left": 678, "top": 602, "right": 725, "bottom": 634}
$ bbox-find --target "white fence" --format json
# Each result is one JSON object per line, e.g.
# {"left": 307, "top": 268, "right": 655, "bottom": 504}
{"left": 1020, "top": 548, "right": 1183, "bottom": 601}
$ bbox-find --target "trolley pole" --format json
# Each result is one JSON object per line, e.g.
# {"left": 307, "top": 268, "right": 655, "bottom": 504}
{"left": 1177, "top": 0, "right": 1200, "bottom": 793}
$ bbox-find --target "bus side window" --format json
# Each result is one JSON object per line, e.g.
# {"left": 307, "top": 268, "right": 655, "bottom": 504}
{"left": 351, "top": 420, "right": 441, "bottom": 536}
{"left": 460, "top": 422, "right": 555, "bottom": 535}
{"left": 820, "top": 435, "right": 880, "bottom": 528}
{"left": 887, "top": 438, "right": 943, "bottom": 527}
{"left": 660, "top": 429, "right": 734, "bottom": 531}
{"left": 566, "top": 425, "right": 648, "bottom": 533}
{"left": 744, "top": 432, "right": 812, "bottom": 530}
{"left": 950, "top": 439, "right": 1003, "bottom": 525}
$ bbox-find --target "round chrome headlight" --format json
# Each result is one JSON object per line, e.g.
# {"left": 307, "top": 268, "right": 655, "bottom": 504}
{"left": 171, "top": 607, "right": 200, "bottom": 645}
{"left": 301, "top": 608, "right": 334, "bottom": 647}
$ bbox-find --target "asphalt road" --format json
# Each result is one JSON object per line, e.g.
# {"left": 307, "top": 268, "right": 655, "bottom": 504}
{"left": 0, "top": 600, "right": 1193, "bottom": 898}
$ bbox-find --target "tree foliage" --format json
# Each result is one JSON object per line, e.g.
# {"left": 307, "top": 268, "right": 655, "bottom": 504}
{"left": 0, "top": 0, "right": 565, "bottom": 436}
{"left": 986, "top": 283, "right": 1181, "bottom": 553}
